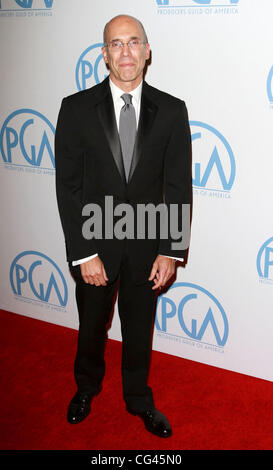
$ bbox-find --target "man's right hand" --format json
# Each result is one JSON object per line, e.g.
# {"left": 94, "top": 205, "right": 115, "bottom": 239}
{"left": 80, "top": 256, "right": 108, "bottom": 286}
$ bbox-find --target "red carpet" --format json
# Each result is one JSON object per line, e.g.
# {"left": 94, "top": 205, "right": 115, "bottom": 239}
{"left": 1, "top": 309, "right": 273, "bottom": 450}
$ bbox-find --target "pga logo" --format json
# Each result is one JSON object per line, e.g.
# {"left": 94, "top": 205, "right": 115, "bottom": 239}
{"left": 10, "top": 251, "right": 68, "bottom": 307}
{"left": 156, "top": 0, "right": 239, "bottom": 5}
{"left": 267, "top": 66, "right": 273, "bottom": 106}
{"left": 0, "top": 109, "right": 55, "bottom": 169}
{"left": 155, "top": 282, "right": 229, "bottom": 347}
{"left": 0, "top": 0, "right": 53, "bottom": 8}
{"left": 190, "top": 121, "right": 236, "bottom": 192}
{"left": 75, "top": 43, "right": 109, "bottom": 91}
{"left": 257, "top": 237, "right": 273, "bottom": 281}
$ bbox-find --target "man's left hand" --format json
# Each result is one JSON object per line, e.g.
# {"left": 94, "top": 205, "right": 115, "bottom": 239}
{"left": 148, "top": 255, "right": 176, "bottom": 290}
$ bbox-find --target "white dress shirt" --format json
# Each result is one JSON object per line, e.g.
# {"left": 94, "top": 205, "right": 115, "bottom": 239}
{"left": 72, "top": 79, "right": 183, "bottom": 266}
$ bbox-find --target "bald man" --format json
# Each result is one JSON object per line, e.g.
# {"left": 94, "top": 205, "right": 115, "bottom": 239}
{"left": 55, "top": 14, "right": 192, "bottom": 438}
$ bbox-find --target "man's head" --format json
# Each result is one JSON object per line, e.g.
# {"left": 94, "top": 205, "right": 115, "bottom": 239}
{"left": 102, "top": 15, "right": 150, "bottom": 91}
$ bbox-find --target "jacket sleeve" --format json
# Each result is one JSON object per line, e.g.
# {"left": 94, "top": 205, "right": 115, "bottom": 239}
{"left": 158, "top": 100, "right": 192, "bottom": 260}
{"left": 55, "top": 97, "right": 98, "bottom": 262}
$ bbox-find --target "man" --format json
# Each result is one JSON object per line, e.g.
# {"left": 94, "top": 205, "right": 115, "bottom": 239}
{"left": 55, "top": 14, "right": 192, "bottom": 438}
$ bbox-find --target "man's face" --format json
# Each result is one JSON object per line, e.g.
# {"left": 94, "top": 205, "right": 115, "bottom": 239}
{"left": 102, "top": 17, "right": 150, "bottom": 90}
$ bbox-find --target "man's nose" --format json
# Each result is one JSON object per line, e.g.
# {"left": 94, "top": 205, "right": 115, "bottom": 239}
{"left": 121, "top": 43, "right": 131, "bottom": 55}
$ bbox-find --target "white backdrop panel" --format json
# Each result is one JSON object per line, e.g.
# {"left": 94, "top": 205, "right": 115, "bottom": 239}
{"left": 0, "top": 0, "right": 272, "bottom": 382}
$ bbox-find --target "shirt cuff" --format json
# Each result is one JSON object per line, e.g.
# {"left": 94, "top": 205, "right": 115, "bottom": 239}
{"left": 160, "top": 254, "right": 184, "bottom": 262}
{"left": 72, "top": 254, "right": 98, "bottom": 266}
{"left": 72, "top": 253, "right": 183, "bottom": 266}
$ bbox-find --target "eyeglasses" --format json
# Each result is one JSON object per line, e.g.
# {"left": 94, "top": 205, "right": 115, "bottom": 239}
{"left": 105, "top": 39, "right": 146, "bottom": 51}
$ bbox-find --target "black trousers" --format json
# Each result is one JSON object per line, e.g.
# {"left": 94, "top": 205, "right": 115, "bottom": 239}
{"left": 71, "top": 250, "right": 157, "bottom": 413}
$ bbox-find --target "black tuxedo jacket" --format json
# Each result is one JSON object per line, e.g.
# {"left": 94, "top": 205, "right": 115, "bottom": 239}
{"left": 55, "top": 77, "right": 192, "bottom": 283}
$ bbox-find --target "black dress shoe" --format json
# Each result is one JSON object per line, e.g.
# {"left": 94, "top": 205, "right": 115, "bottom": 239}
{"left": 128, "top": 408, "right": 172, "bottom": 438}
{"left": 67, "top": 393, "right": 92, "bottom": 424}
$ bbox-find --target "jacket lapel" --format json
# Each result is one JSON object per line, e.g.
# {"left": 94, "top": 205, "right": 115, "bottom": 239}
{"left": 96, "top": 81, "right": 126, "bottom": 185}
{"left": 95, "top": 78, "right": 158, "bottom": 186}
{"left": 128, "top": 83, "right": 158, "bottom": 183}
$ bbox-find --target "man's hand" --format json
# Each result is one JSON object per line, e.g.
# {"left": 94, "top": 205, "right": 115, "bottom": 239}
{"left": 80, "top": 256, "right": 108, "bottom": 286}
{"left": 148, "top": 255, "right": 176, "bottom": 290}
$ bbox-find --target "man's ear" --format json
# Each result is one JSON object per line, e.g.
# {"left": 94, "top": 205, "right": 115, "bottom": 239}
{"left": 102, "top": 47, "right": 108, "bottom": 64}
{"left": 145, "top": 43, "right": 151, "bottom": 61}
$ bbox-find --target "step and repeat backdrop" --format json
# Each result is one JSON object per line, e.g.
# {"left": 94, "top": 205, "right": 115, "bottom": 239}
{"left": 0, "top": 0, "right": 273, "bottom": 381}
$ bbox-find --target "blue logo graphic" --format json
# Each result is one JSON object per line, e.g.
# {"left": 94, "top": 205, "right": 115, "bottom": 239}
{"left": 0, "top": 109, "right": 55, "bottom": 169}
{"left": 267, "top": 66, "right": 273, "bottom": 106}
{"left": 156, "top": 0, "right": 239, "bottom": 5}
{"left": 155, "top": 282, "right": 229, "bottom": 347}
{"left": 190, "top": 121, "right": 236, "bottom": 192}
{"left": 257, "top": 237, "right": 273, "bottom": 281}
{"left": 0, "top": 0, "right": 53, "bottom": 8}
{"left": 10, "top": 251, "right": 68, "bottom": 307}
{"left": 192, "top": 0, "right": 239, "bottom": 3}
{"left": 75, "top": 43, "right": 108, "bottom": 91}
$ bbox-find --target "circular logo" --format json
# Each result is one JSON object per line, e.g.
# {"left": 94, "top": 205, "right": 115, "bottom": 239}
{"left": 190, "top": 121, "right": 236, "bottom": 192}
{"left": 155, "top": 282, "right": 229, "bottom": 347}
{"left": 0, "top": 108, "right": 55, "bottom": 168}
{"left": 10, "top": 250, "right": 68, "bottom": 307}
{"left": 75, "top": 43, "right": 109, "bottom": 91}
{"left": 267, "top": 66, "right": 273, "bottom": 104}
{"left": 257, "top": 236, "right": 273, "bottom": 280}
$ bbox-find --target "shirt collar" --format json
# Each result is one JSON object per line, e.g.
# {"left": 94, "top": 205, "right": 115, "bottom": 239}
{"left": 109, "top": 78, "right": 143, "bottom": 104}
